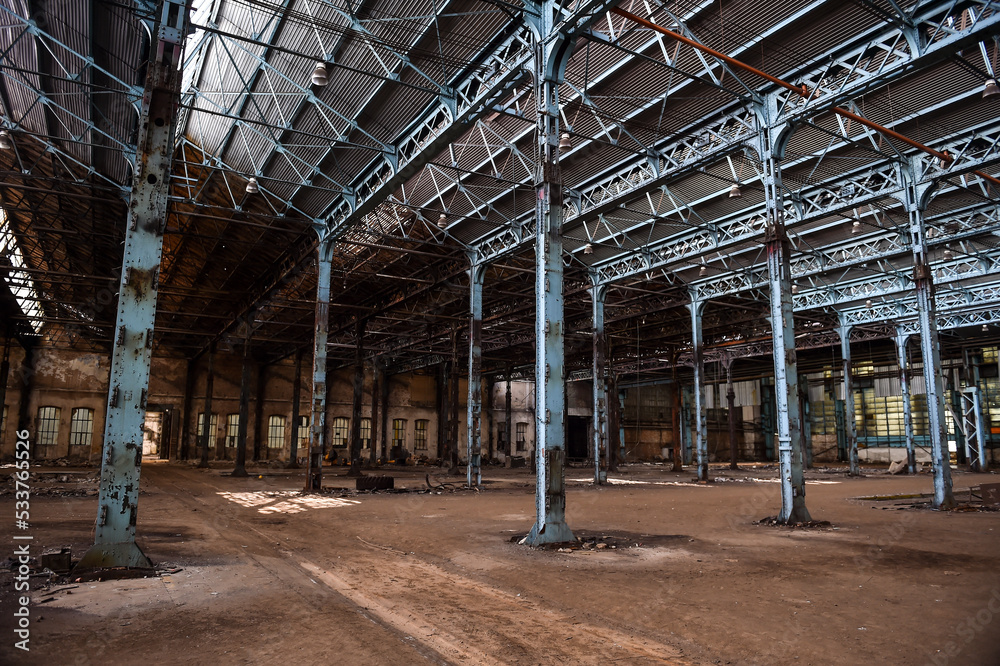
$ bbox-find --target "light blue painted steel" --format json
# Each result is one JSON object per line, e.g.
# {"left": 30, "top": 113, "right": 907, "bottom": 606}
{"left": 895, "top": 328, "right": 916, "bottom": 474}
{"left": 78, "top": 0, "right": 188, "bottom": 570}
{"left": 689, "top": 297, "right": 709, "bottom": 482}
{"left": 305, "top": 240, "right": 333, "bottom": 491}
{"left": 526, "top": 0, "right": 575, "bottom": 545}
{"left": 758, "top": 95, "right": 810, "bottom": 523}
{"left": 960, "top": 387, "right": 988, "bottom": 472}
{"left": 467, "top": 264, "right": 485, "bottom": 488}
{"left": 900, "top": 159, "right": 954, "bottom": 509}
{"left": 838, "top": 322, "right": 860, "bottom": 476}
{"left": 591, "top": 283, "right": 608, "bottom": 484}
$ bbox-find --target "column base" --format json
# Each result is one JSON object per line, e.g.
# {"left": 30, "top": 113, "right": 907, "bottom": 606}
{"left": 778, "top": 503, "right": 813, "bottom": 524}
{"left": 74, "top": 541, "right": 153, "bottom": 571}
{"left": 525, "top": 519, "right": 575, "bottom": 546}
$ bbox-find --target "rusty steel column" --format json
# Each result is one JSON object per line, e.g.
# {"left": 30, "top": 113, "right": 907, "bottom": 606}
{"left": 758, "top": 94, "right": 811, "bottom": 524}
{"left": 77, "top": 0, "right": 189, "bottom": 570}
{"left": 288, "top": 348, "right": 303, "bottom": 467}
{"left": 467, "top": 264, "right": 484, "bottom": 487}
{"left": 305, "top": 241, "right": 334, "bottom": 491}
{"left": 690, "top": 297, "right": 709, "bottom": 482}
{"left": 525, "top": 26, "right": 574, "bottom": 545}
{"left": 901, "top": 159, "right": 954, "bottom": 509}
{"left": 591, "top": 282, "right": 608, "bottom": 484}
{"left": 348, "top": 320, "right": 365, "bottom": 476}
{"left": 1, "top": 336, "right": 11, "bottom": 448}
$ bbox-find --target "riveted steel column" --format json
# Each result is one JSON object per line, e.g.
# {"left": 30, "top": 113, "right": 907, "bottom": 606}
{"left": 591, "top": 283, "right": 608, "bottom": 484}
{"left": 305, "top": 241, "right": 334, "bottom": 491}
{"left": 467, "top": 264, "right": 484, "bottom": 487}
{"left": 689, "top": 298, "right": 709, "bottom": 482}
{"left": 839, "top": 322, "right": 860, "bottom": 475}
{"left": 902, "top": 160, "right": 953, "bottom": 509}
{"left": 78, "top": 0, "right": 188, "bottom": 569}
{"left": 526, "top": 43, "right": 574, "bottom": 545}
{"left": 895, "top": 329, "right": 916, "bottom": 474}
{"left": 758, "top": 96, "right": 810, "bottom": 523}
{"left": 288, "top": 348, "right": 303, "bottom": 467}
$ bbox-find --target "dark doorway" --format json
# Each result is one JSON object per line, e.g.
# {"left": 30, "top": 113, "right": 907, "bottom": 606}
{"left": 567, "top": 416, "right": 589, "bottom": 460}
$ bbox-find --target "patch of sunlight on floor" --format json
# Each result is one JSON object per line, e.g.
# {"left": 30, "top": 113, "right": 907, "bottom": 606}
{"left": 217, "top": 490, "right": 362, "bottom": 513}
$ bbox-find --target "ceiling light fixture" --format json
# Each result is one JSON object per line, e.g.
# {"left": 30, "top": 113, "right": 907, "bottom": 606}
{"left": 0, "top": 129, "right": 12, "bottom": 150}
{"left": 851, "top": 220, "right": 861, "bottom": 233}
{"left": 865, "top": 299, "right": 873, "bottom": 309}
{"left": 558, "top": 133, "right": 572, "bottom": 153}
{"left": 437, "top": 213, "right": 448, "bottom": 229}
{"left": 729, "top": 184, "right": 741, "bottom": 198}
{"left": 984, "top": 78, "right": 999, "bottom": 99}
{"left": 245, "top": 177, "right": 259, "bottom": 194}
{"left": 791, "top": 282, "right": 799, "bottom": 294}
{"left": 583, "top": 242, "right": 593, "bottom": 255}
{"left": 311, "top": 62, "right": 329, "bottom": 87}
{"left": 943, "top": 248, "right": 953, "bottom": 261}
{"left": 983, "top": 324, "right": 989, "bottom": 332}
{"left": 699, "top": 264, "right": 707, "bottom": 276}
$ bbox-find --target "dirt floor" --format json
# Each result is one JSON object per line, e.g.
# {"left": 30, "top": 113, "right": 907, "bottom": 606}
{"left": 2, "top": 459, "right": 999, "bottom": 665}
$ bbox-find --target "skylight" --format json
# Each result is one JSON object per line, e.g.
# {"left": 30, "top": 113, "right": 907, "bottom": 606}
{"left": 0, "top": 207, "right": 44, "bottom": 333}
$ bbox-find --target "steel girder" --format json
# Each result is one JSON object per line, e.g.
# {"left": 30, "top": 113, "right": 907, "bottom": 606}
{"left": 469, "top": 2, "right": 1000, "bottom": 270}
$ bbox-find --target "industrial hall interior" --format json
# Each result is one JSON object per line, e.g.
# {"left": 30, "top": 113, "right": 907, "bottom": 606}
{"left": 0, "top": 0, "right": 999, "bottom": 664}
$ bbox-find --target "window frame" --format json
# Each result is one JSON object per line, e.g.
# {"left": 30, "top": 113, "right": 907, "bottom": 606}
{"left": 36, "top": 406, "right": 61, "bottom": 448}
{"left": 69, "top": 407, "right": 94, "bottom": 448}
{"left": 267, "top": 415, "right": 286, "bottom": 449}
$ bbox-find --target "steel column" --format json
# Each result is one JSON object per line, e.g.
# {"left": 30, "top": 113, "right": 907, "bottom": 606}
{"left": 759, "top": 96, "right": 811, "bottom": 523}
{"left": 896, "top": 329, "right": 916, "bottom": 474}
{"left": 902, "top": 160, "right": 954, "bottom": 509}
{"left": 1, "top": 337, "right": 11, "bottom": 448}
{"left": 467, "top": 265, "right": 484, "bottom": 487}
{"left": 448, "top": 329, "right": 460, "bottom": 471}
{"left": 370, "top": 358, "right": 381, "bottom": 465}
{"left": 232, "top": 341, "right": 251, "bottom": 477}
{"left": 252, "top": 363, "right": 265, "bottom": 462}
{"left": 504, "top": 372, "right": 512, "bottom": 456}
{"left": 379, "top": 368, "right": 389, "bottom": 462}
{"left": 725, "top": 358, "right": 738, "bottom": 470}
{"left": 348, "top": 320, "right": 365, "bottom": 476}
{"left": 78, "top": 0, "right": 188, "bottom": 569}
{"left": 197, "top": 345, "right": 215, "bottom": 468}
{"left": 592, "top": 283, "right": 608, "bottom": 484}
{"left": 839, "top": 323, "right": 860, "bottom": 475}
{"left": 288, "top": 348, "right": 303, "bottom": 467}
{"left": 526, "top": 39, "right": 574, "bottom": 544}
{"left": 690, "top": 298, "right": 709, "bottom": 482}
{"left": 305, "top": 241, "right": 334, "bottom": 491}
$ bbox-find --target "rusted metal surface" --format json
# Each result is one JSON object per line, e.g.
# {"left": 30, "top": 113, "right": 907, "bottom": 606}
{"left": 78, "top": 0, "right": 189, "bottom": 571}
